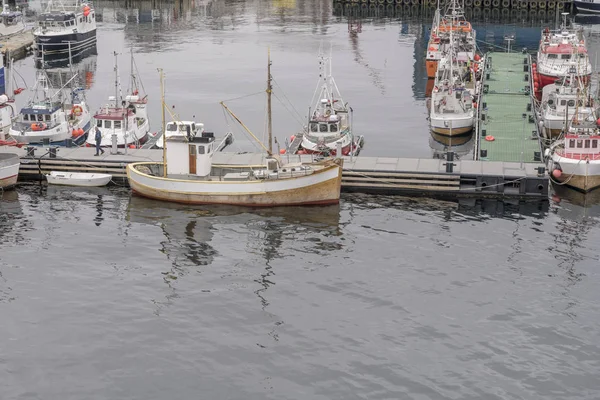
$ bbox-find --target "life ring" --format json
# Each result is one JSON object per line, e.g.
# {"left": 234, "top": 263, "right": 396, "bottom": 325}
{"left": 485, "top": 135, "right": 495, "bottom": 142}
{"left": 72, "top": 105, "right": 83, "bottom": 116}
{"left": 31, "top": 122, "right": 47, "bottom": 131}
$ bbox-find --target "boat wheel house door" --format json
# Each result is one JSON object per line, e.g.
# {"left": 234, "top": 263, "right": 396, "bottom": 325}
{"left": 166, "top": 132, "right": 216, "bottom": 177}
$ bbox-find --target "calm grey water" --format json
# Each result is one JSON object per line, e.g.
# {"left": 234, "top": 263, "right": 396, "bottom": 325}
{"left": 2, "top": 1, "right": 600, "bottom": 399}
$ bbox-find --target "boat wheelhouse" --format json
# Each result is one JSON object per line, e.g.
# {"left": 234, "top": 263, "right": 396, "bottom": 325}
{"left": 155, "top": 120, "right": 204, "bottom": 148}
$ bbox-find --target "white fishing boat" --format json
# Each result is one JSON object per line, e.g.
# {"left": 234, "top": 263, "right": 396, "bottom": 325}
{"left": 9, "top": 66, "right": 92, "bottom": 146}
{"left": 34, "top": 0, "right": 97, "bottom": 64}
{"left": 429, "top": 47, "right": 475, "bottom": 137}
{"left": 539, "top": 64, "right": 596, "bottom": 139}
{"left": 85, "top": 50, "right": 150, "bottom": 148}
{"left": 295, "top": 49, "right": 364, "bottom": 157}
{"left": 0, "top": 153, "right": 19, "bottom": 189}
{"left": 45, "top": 171, "right": 112, "bottom": 187}
{"left": 127, "top": 56, "right": 343, "bottom": 207}
{"left": 547, "top": 95, "right": 600, "bottom": 192}
{"left": 0, "top": 1, "right": 26, "bottom": 38}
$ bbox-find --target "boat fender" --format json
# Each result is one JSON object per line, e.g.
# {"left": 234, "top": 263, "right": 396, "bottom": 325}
{"left": 552, "top": 169, "right": 562, "bottom": 179}
{"left": 485, "top": 135, "right": 495, "bottom": 142}
{"left": 544, "top": 148, "right": 550, "bottom": 158}
{"left": 290, "top": 135, "right": 295, "bottom": 142}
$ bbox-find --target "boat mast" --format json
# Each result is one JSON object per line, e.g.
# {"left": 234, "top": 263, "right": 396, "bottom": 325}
{"left": 267, "top": 47, "right": 273, "bottom": 154}
{"left": 114, "top": 51, "right": 119, "bottom": 107}
{"left": 159, "top": 68, "right": 166, "bottom": 177}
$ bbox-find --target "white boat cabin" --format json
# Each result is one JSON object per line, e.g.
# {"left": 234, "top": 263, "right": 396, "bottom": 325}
{"left": 166, "top": 133, "right": 216, "bottom": 177}
{"left": 165, "top": 120, "right": 204, "bottom": 139}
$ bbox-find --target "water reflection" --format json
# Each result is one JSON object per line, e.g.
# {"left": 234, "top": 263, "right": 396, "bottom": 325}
{"left": 429, "top": 131, "right": 475, "bottom": 160}
{"left": 40, "top": 55, "right": 98, "bottom": 91}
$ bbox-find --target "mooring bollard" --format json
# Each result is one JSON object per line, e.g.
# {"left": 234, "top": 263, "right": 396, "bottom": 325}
{"left": 26, "top": 146, "right": 36, "bottom": 157}
{"left": 445, "top": 152, "right": 456, "bottom": 173}
{"left": 111, "top": 133, "right": 118, "bottom": 155}
{"left": 49, "top": 147, "right": 57, "bottom": 158}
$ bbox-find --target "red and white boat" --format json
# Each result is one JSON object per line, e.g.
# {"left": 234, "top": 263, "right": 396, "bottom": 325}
{"left": 85, "top": 50, "right": 149, "bottom": 148}
{"left": 536, "top": 16, "right": 591, "bottom": 89}
{"left": 547, "top": 114, "right": 600, "bottom": 193}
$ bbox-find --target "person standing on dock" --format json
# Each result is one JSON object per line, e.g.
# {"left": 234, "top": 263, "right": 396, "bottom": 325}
{"left": 94, "top": 127, "right": 105, "bottom": 156}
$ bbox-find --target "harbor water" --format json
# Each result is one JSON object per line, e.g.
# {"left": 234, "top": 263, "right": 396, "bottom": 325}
{"left": 2, "top": 1, "right": 600, "bottom": 398}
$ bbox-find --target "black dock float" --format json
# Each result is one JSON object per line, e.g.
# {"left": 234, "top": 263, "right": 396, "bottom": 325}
{"left": 2, "top": 146, "right": 548, "bottom": 200}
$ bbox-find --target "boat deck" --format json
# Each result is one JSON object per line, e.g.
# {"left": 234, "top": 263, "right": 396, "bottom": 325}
{"left": 478, "top": 52, "right": 541, "bottom": 163}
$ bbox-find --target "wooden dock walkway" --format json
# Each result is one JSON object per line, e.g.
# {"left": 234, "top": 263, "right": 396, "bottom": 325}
{"left": 0, "top": 146, "right": 548, "bottom": 199}
{"left": 0, "top": 30, "right": 34, "bottom": 61}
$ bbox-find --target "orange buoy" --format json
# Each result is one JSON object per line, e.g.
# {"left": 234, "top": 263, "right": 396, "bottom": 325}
{"left": 129, "top": 144, "right": 136, "bottom": 149}
{"left": 485, "top": 135, "right": 495, "bottom": 142}
{"left": 279, "top": 149, "right": 286, "bottom": 155}
{"left": 552, "top": 169, "right": 562, "bottom": 179}
{"left": 474, "top": 54, "right": 481, "bottom": 61}
{"left": 473, "top": 102, "right": 478, "bottom": 108}
{"left": 78, "top": 128, "right": 84, "bottom": 135}
{"left": 72, "top": 129, "right": 80, "bottom": 138}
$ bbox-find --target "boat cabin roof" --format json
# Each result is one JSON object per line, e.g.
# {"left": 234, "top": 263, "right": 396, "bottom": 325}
{"left": 39, "top": 12, "right": 76, "bottom": 21}
{"left": 94, "top": 107, "right": 134, "bottom": 120}
{"left": 168, "top": 135, "right": 214, "bottom": 144}
{"left": 21, "top": 104, "right": 61, "bottom": 115}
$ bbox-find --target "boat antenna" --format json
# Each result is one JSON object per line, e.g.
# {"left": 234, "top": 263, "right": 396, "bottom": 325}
{"left": 114, "top": 51, "right": 119, "bottom": 107}
{"left": 159, "top": 68, "right": 166, "bottom": 177}
{"left": 267, "top": 47, "right": 273, "bottom": 154}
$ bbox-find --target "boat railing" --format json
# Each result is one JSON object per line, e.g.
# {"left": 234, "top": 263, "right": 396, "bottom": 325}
{"left": 556, "top": 149, "right": 600, "bottom": 161}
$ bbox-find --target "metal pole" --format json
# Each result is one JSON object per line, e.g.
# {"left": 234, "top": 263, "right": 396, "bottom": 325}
{"left": 267, "top": 48, "right": 273, "bottom": 155}
{"left": 159, "top": 68, "right": 167, "bottom": 177}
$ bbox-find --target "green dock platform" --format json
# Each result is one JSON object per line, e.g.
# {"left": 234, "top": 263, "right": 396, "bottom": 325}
{"left": 478, "top": 52, "right": 541, "bottom": 163}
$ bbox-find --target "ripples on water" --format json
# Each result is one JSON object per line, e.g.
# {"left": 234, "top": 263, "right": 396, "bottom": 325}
{"left": 1, "top": 185, "right": 599, "bottom": 399}
{"left": 2, "top": 1, "right": 600, "bottom": 398}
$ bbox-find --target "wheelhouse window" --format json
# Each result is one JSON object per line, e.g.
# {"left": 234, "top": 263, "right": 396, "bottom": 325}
{"left": 198, "top": 145, "right": 205, "bottom": 155}
{"left": 310, "top": 123, "right": 318, "bottom": 132}
{"left": 114, "top": 121, "right": 122, "bottom": 129}
{"left": 560, "top": 100, "right": 566, "bottom": 106}
{"left": 585, "top": 139, "right": 591, "bottom": 148}
{"left": 577, "top": 140, "right": 583, "bottom": 148}
{"left": 319, "top": 123, "right": 328, "bottom": 133}
{"left": 96, "top": 119, "right": 102, "bottom": 127}
{"left": 330, "top": 123, "right": 338, "bottom": 132}
{"left": 37, "top": 115, "right": 43, "bottom": 121}
{"left": 104, "top": 120, "right": 112, "bottom": 129}
{"left": 567, "top": 100, "right": 575, "bottom": 107}
{"left": 548, "top": 54, "right": 558, "bottom": 59}
{"left": 166, "top": 124, "right": 176, "bottom": 131}
{"left": 569, "top": 139, "right": 575, "bottom": 147}
{"left": 23, "top": 114, "right": 29, "bottom": 121}
{"left": 44, "top": 115, "right": 51, "bottom": 121}
{"left": 593, "top": 140, "right": 598, "bottom": 149}
{"left": 561, "top": 54, "right": 571, "bottom": 60}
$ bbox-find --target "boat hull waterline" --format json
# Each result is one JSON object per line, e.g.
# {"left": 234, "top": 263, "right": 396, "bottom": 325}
{"left": 550, "top": 154, "right": 600, "bottom": 193}
{"left": 127, "top": 161, "right": 343, "bottom": 207}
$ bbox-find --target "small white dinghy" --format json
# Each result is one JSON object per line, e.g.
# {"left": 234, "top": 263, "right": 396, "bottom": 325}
{"left": 45, "top": 171, "right": 112, "bottom": 187}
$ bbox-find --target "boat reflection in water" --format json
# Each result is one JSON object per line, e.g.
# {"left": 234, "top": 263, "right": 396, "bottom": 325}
{"left": 41, "top": 55, "right": 98, "bottom": 91}
{"left": 429, "top": 131, "right": 475, "bottom": 160}
{"left": 551, "top": 183, "right": 600, "bottom": 208}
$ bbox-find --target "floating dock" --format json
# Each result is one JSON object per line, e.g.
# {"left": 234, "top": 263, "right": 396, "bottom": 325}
{"left": 0, "top": 30, "right": 34, "bottom": 61}
{"left": 0, "top": 145, "right": 548, "bottom": 200}
{"left": 333, "top": 0, "right": 569, "bottom": 10}
{"left": 476, "top": 51, "right": 543, "bottom": 166}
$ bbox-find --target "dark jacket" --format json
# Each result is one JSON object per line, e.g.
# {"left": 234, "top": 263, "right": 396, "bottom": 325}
{"left": 95, "top": 128, "right": 102, "bottom": 142}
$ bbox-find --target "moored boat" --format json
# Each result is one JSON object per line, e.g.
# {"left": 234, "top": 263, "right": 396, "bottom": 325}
{"left": 547, "top": 106, "right": 600, "bottom": 192}
{"left": 0, "top": 153, "right": 19, "bottom": 189}
{"left": 535, "top": 15, "right": 592, "bottom": 89}
{"left": 429, "top": 48, "right": 476, "bottom": 137}
{"left": 34, "top": 0, "right": 97, "bottom": 64}
{"left": 538, "top": 64, "right": 597, "bottom": 140}
{"left": 128, "top": 57, "right": 343, "bottom": 207}
{"left": 85, "top": 51, "right": 150, "bottom": 148}
{"left": 155, "top": 120, "right": 204, "bottom": 149}
{"left": 0, "top": 1, "right": 26, "bottom": 38}
{"left": 294, "top": 49, "right": 363, "bottom": 157}
{"left": 45, "top": 171, "right": 112, "bottom": 187}
{"left": 426, "top": 0, "right": 476, "bottom": 79}
{"left": 9, "top": 69, "right": 92, "bottom": 146}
